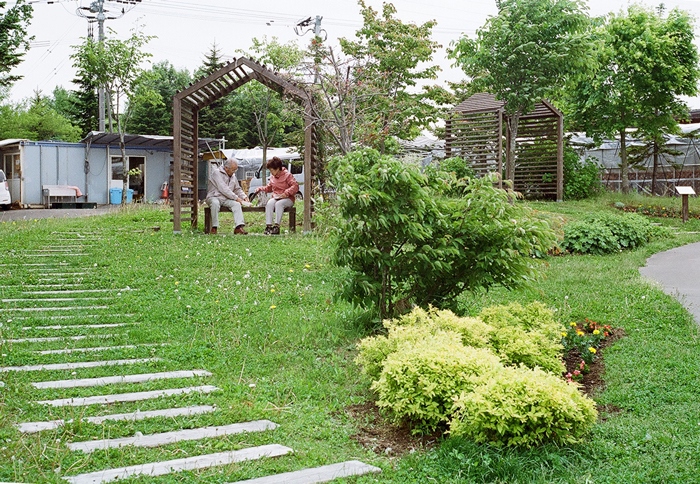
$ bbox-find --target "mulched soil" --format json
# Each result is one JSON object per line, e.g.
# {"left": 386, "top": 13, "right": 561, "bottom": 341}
{"left": 345, "top": 328, "right": 626, "bottom": 456}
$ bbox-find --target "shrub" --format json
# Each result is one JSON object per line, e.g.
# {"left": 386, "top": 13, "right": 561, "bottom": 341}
{"left": 449, "top": 366, "right": 598, "bottom": 447}
{"left": 489, "top": 326, "right": 565, "bottom": 374}
{"left": 478, "top": 301, "right": 562, "bottom": 340}
{"left": 372, "top": 334, "right": 503, "bottom": 434}
{"left": 330, "top": 148, "right": 556, "bottom": 318}
{"left": 561, "top": 212, "right": 660, "bottom": 255}
{"left": 478, "top": 302, "right": 565, "bottom": 373}
{"left": 563, "top": 146, "right": 602, "bottom": 200}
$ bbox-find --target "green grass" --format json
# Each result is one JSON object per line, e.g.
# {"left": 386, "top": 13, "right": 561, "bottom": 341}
{"left": 1, "top": 197, "right": 700, "bottom": 483}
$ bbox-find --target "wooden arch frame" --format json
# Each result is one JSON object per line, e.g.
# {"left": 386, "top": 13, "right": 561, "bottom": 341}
{"left": 445, "top": 93, "right": 563, "bottom": 201}
{"left": 171, "top": 56, "right": 319, "bottom": 233}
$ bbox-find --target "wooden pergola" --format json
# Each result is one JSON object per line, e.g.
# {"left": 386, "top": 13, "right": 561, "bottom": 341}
{"left": 171, "top": 56, "right": 319, "bottom": 233}
{"left": 445, "top": 93, "right": 564, "bottom": 200}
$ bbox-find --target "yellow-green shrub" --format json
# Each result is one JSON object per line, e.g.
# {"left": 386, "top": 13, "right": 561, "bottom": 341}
{"left": 449, "top": 366, "right": 598, "bottom": 447}
{"left": 490, "top": 326, "right": 565, "bottom": 374}
{"left": 356, "top": 307, "right": 493, "bottom": 381}
{"left": 479, "top": 301, "right": 562, "bottom": 340}
{"left": 373, "top": 333, "right": 502, "bottom": 434}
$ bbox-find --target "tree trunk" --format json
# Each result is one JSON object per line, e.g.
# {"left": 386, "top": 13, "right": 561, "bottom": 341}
{"left": 620, "top": 129, "right": 630, "bottom": 193}
{"left": 506, "top": 113, "right": 520, "bottom": 188}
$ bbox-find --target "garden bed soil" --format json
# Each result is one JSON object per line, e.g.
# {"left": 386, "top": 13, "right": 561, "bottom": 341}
{"left": 346, "top": 327, "right": 625, "bottom": 456}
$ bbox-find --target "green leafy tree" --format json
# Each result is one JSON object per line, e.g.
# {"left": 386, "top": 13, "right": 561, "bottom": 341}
{"left": 50, "top": 85, "right": 98, "bottom": 137}
{"left": 0, "top": 0, "right": 33, "bottom": 89}
{"left": 338, "top": 1, "right": 442, "bottom": 153}
{"left": 239, "top": 37, "right": 306, "bottom": 181}
{"left": 0, "top": 93, "right": 81, "bottom": 141}
{"left": 565, "top": 5, "right": 699, "bottom": 193}
{"left": 128, "top": 60, "right": 192, "bottom": 135}
{"left": 449, "top": 0, "right": 592, "bottom": 183}
{"left": 330, "top": 149, "right": 555, "bottom": 319}
{"left": 71, "top": 27, "right": 155, "bottom": 202}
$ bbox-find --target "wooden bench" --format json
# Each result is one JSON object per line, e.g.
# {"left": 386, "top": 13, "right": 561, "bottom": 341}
{"left": 42, "top": 185, "right": 81, "bottom": 208}
{"left": 203, "top": 205, "right": 296, "bottom": 234}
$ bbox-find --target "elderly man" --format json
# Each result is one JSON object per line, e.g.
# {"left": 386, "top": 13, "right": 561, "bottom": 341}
{"left": 206, "top": 158, "right": 251, "bottom": 235}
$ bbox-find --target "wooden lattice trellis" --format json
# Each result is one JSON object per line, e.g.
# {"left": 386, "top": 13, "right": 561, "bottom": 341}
{"left": 172, "top": 56, "right": 319, "bottom": 233}
{"left": 445, "top": 93, "right": 563, "bottom": 200}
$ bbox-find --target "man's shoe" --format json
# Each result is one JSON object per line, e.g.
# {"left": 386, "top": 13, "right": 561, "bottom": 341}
{"left": 270, "top": 224, "right": 280, "bottom": 235}
{"left": 263, "top": 224, "right": 272, "bottom": 235}
{"left": 234, "top": 225, "right": 248, "bottom": 235}
{"left": 210, "top": 227, "right": 217, "bottom": 235}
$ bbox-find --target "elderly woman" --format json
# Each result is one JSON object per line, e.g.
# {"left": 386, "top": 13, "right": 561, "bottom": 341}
{"left": 254, "top": 156, "right": 299, "bottom": 235}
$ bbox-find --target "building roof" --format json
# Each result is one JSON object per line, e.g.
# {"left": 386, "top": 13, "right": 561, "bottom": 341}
{"left": 82, "top": 132, "right": 224, "bottom": 151}
{"left": 454, "top": 92, "right": 562, "bottom": 118}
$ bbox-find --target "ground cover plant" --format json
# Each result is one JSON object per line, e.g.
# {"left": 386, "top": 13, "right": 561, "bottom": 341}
{"left": 0, "top": 195, "right": 698, "bottom": 483}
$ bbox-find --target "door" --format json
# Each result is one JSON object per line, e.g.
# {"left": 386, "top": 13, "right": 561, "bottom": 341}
{"left": 3, "top": 153, "right": 21, "bottom": 203}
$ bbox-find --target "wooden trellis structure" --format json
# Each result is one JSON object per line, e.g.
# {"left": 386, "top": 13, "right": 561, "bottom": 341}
{"left": 172, "top": 56, "right": 319, "bottom": 233}
{"left": 445, "top": 93, "right": 563, "bottom": 200}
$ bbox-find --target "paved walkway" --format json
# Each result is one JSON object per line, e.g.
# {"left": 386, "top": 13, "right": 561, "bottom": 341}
{"left": 639, "top": 241, "right": 700, "bottom": 324}
{"left": 0, "top": 206, "right": 118, "bottom": 223}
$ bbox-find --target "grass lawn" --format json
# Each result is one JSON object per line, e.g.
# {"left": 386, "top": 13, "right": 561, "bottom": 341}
{"left": 1, "top": 194, "right": 700, "bottom": 483}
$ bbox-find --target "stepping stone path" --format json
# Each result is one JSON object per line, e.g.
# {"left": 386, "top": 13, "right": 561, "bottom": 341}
{"left": 0, "top": 230, "right": 380, "bottom": 483}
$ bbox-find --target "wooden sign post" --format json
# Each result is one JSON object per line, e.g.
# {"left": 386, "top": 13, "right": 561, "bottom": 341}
{"left": 675, "top": 186, "right": 696, "bottom": 223}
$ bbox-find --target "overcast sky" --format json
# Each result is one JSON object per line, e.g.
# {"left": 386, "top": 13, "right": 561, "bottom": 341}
{"left": 7, "top": 0, "right": 700, "bottom": 108}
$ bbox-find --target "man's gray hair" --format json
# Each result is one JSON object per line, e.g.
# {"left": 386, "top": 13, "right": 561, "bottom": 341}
{"left": 224, "top": 158, "right": 238, "bottom": 170}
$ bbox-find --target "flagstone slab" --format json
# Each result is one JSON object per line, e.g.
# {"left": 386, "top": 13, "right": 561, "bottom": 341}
{"left": 3, "top": 297, "right": 114, "bottom": 303}
{"left": 0, "top": 357, "right": 160, "bottom": 372}
{"left": 37, "top": 384, "right": 219, "bottom": 407}
{"left": 230, "top": 460, "right": 382, "bottom": 484}
{"left": 62, "top": 444, "right": 292, "bottom": 484}
{"left": 18, "top": 405, "right": 216, "bottom": 433}
{"left": 68, "top": 420, "right": 278, "bottom": 453}
{"left": 3, "top": 334, "right": 115, "bottom": 343}
{"left": 0, "top": 306, "right": 109, "bottom": 313}
{"left": 36, "top": 344, "right": 163, "bottom": 355}
{"left": 32, "top": 369, "right": 211, "bottom": 389}
{"left": 23, "top": 323, "right": 133, "bottom": 331}
{"left": 22, "top": 289, "right": 135, "bottom": 295}
{"left": 13, "top": 313, "right": 132, "bottom": 321}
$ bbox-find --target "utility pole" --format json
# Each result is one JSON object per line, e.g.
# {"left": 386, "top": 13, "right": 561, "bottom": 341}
{"left": 295, "top": 15, "right": 325, "bottom": 84}
{"left": 77, "top": 0, "right": 142, "bottom": 132}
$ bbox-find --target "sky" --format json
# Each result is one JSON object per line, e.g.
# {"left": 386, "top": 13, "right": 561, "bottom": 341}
{"left": 6, "top": 0, "right": 700, "bottom": 108}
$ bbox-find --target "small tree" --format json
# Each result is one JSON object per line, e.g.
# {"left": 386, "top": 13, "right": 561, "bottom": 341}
{"left": 330, "top": 149, "right": 555, "bottom": 319}
{"left": 0, "top": 0, "right": 33, "bottom": 89}
{"left": 339, "top": 1, "right": 442, "bottom": 153}
{"left": 565, "top": 5, "right": 699, "bottom": 193}
{"left": 449, "top": 0, "right": 592, "bottom": 183}
{"left": 71, "top": 27, "right": 155, "bottom": 203}
{"left": 240, "top": 37, "right": 306, "bottom": 183}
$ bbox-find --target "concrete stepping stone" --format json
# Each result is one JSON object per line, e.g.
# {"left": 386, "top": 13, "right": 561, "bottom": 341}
{"left": 229, "top": 460, "right": 382, "bottom": 484}
{"left": 21, "top": 289, "right": 135, "bottom": 295}
{"left": 0, "top": 263, "right": 69, "bottom": 268}
{"left": 22, "top": 323, "right": 134, "bottom": 331}
{"left": 0, "top": 305, "right": 110, "bottom": 313}
{"left": 3, "top": 334, "right": 115, "bottom": 343}
{"left": 3, "top": 297, "right": 114, "bottom": 303}
{"left": 63, "top": 444, "right": 292, "bottom": 484}
{"left": 0, "top": 357, "right": 160, "bottom": 372}
{"left": 32, "top": 369, "right": 211, "bottom": 389}
{"left": 36, "top": 344, "right": 163, "bottom": 355}
{"left": 13, "top": 313, "right": 132, "bottom": 321}
{"left": 18, "top": 405, "right": 217, "bottom": 433}
{"left": 37, "top": 384, "right": 219, "bottom": 407}
{"left": 68, "top": 420, "right": 278, "bottom": 453}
